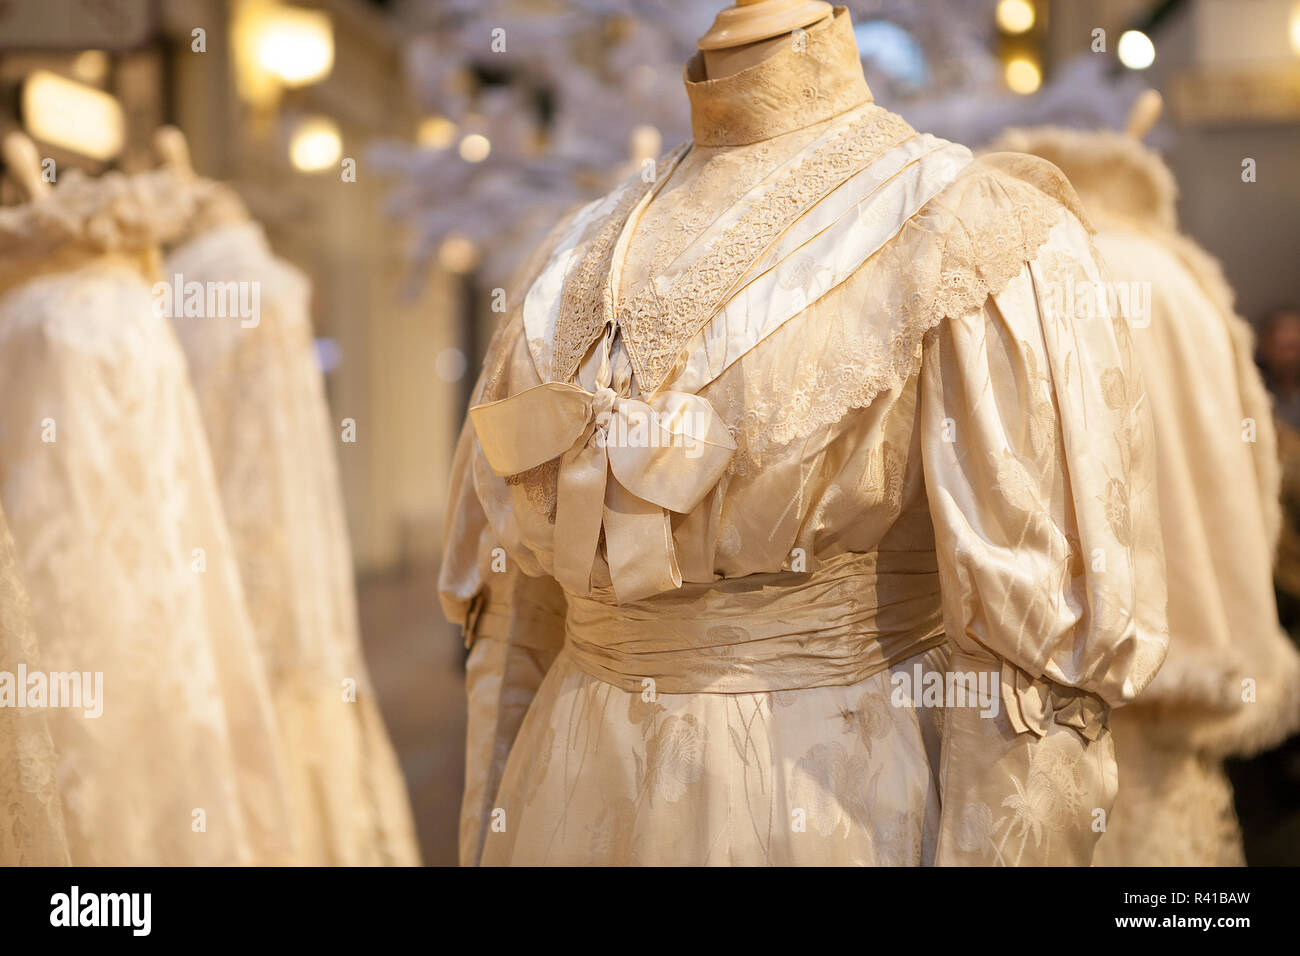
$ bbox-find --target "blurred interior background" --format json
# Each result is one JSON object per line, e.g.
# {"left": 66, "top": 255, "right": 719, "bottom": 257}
{"left": 1, "top": 0, "right": 1298, "bottom": 864}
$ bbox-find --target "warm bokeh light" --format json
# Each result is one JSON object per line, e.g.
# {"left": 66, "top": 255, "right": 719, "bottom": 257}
{"left": 438, "top": 235, "right": 480, "bottom": 273}
{"left": 1118, "top": 30, "right": 1156, "bottom": 70}
{"left": 417, "top": 115, "right": 457, "bottom": 150}
{"left": 289, "top": 116, "right": 341, "bottom": 172}
{"left": 1004, "top": 57, "right": 1042, "bottom": 94}
{"left": 1290, "top": 4, "right": 1300, "bottom": 55}
{"left": 233, "top": 0, "right": 333, "bottom": 108}
{"left": 458, "top": 133, "right": 491, "bottom": 163}
{"left": 628, "top": 124, "right": 662, "bottom": 164}
{"left": 995, "top": 0, "right": 1036, "bottom": 35}
{"left": 71, "top": 50, "right": 109, "bottom": 85}
{"left": 21, "top": 69, "right": 125, "bottom": 161}
{"left": 256, "top": 5, "right": 334, "bottom": 86}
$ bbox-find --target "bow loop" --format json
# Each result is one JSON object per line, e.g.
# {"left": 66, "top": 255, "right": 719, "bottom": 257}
{"left": 592, "top": 385, "right": 616, "bottom": 422}
{"left": 469, "top": 379, "right": 736, "bottom": 603}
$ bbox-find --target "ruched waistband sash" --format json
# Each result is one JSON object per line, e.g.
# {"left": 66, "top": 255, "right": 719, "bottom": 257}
{"left": 562, "top": 550, "right": 947, "bottom": 694}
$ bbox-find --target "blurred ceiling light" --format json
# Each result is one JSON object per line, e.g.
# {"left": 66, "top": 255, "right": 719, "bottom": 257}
{"left": 1004, "top": 57, "right": 1042, "bottom": 95}
{"left": 1118, "top": 30, "right": 1156, "bottom": 70}
{"left": 71, "top": 50, "right": 109, "bottom": 84}
{"left": 458, "top": 133, "right": 491, "bottom": 163}
{"left": 233, "top": 0, "right": 333, "bottom": 109}
{"left": 289, "top": 116, "right": 341, "bottom": 172}
{"left": 21, "top": 69, "right": 125, "bottom": 161}
{"left": 1290, "top": 5, "right": 1300, "bottom": 55}
{"left": 255, "top": 5, "right": 333, "bottom": 86}
{"left": 438, "top": 235, "right": 480, "bottom": 273}
{"left": 417, "top": 115, "right": 457, "bottom": 150}
{"left": 995, "top": 0, "right": 1036, "bottom": 35}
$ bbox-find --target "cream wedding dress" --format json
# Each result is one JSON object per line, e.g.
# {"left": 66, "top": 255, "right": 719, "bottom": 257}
{"left": 161, "top": 179, "right": 419, "bottom": 866}
{"left": 0, "top": 170, "right": 293, "bottom": 865}
{"left": 441, "top": 10, "right": 1169, "bottom": 866}
{"left": 992, "top": 126, "right": 1300, "bottom": 866}
{"left": 0, "top": 503, "right": 69, "bottom": 865}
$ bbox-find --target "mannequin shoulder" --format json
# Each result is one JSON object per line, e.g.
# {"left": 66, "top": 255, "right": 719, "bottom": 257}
{"left": 924, "top": 149, "right": 1094, "bottom": 238}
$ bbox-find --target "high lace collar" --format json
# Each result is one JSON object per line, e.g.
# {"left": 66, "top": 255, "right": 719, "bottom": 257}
{"left": 683, "top": 6, "right": 872, "bottom": 147}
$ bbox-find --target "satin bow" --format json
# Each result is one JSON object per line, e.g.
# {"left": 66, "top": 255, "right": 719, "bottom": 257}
{"left": 469, "top": 378, "right": 735, "bottom": 603}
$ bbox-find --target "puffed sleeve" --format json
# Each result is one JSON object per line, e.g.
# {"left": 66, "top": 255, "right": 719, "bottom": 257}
{"left": 919, "top": 214, "right": 1169, "bottom": 865}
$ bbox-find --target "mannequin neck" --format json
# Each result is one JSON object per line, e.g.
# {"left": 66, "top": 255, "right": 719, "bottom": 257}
{"left": 702, "top": 26, "right": 815, "bottom": 80}
{"left": 682, "top": 7, "right": 870, "bottom": 147}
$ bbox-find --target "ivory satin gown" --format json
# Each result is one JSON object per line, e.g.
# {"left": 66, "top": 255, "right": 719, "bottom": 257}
{"left": 992, "top": 126, "right": 1300, "bottom": 866}
{"left": 440, "top": 9, "right": 1170, "bottom": 866}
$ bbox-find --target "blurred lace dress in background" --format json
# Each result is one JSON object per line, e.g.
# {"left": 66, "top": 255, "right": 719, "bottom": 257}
{"left": 161, "top": 176, "right": 419, "bottom": 865}
{"left": 0, "top": 503, "right": 68, "bottom": 865}
{"left": 0, "top": 171, "right": 294, "bottom": 864}
{"left": 992, "top": 126, "right": 1300, "bottom": 866}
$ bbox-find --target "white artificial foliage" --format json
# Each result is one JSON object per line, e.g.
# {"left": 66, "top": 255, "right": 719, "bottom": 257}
{"left": 376, "top": 0, "right": 1151, "bottom": 285}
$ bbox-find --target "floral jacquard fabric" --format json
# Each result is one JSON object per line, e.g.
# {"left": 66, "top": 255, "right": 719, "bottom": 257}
{"left": 441, "top": 11, "right": 1169, "bottom": 866}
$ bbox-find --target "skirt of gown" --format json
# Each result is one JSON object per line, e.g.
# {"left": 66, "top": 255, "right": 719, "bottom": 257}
{"left": 481, "top": 645, "right": 950, "bottom": 865}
